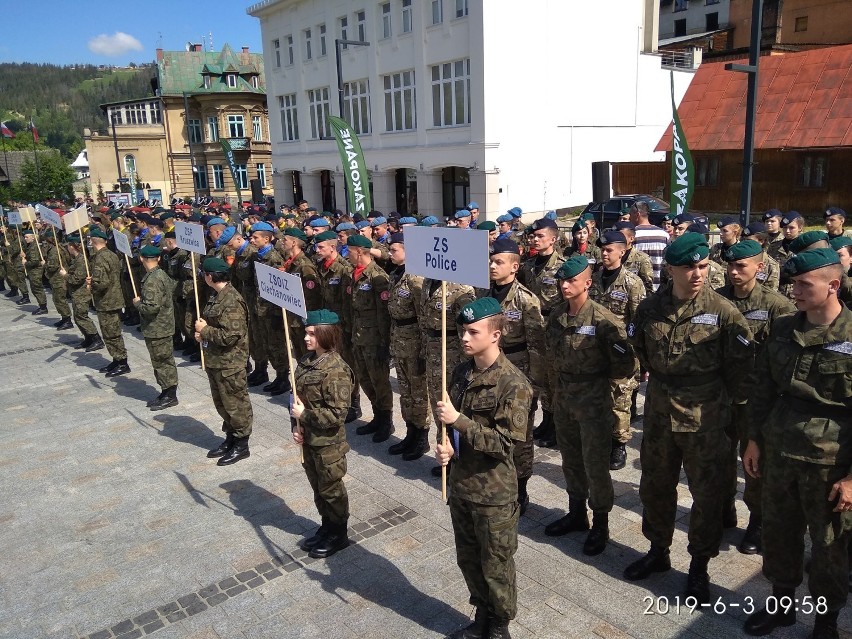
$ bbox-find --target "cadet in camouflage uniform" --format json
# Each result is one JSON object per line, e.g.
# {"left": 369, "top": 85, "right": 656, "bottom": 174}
{"left": 21, "top": 228, "right": 48, "bottom": 314}
{"left": 344, "top": 234, "right": 394, "bottom": 442}
{"left": 278, "top": 228, "right": 322, "bottom": 360}
{"left": 741, "top": 222, "right": 781, "bottom": 290}
{"left": 436, "top": 297, "right": 533, "bottom": 639}
{"left": 517, "top": 217, "right": 564, "bottom": 447}
{"left": 742, "top": 249, "right": 852, "bottom": 639}
{"left": 62, "top": 235, "right": 103, "bottom": 351}
{"left": 134, "top": 245, "right": 178, "bottom": 410}
{"left": 385, "top": 232, "right": 430, "bottom": 461}
{"left": 43, "top": 230, "right": 72, "bottom": 328}
{"left": 87, "top": 228, "right": 130, "bottom": 377}
{"left": 776, "top": 213, "right": 805, "bottom": 299}
{"left": 481, "top": 238, "right": 545, "bottom": 514}
{"left": 589, "top": 230, "right": 646, "bottom": 470}
{"left": 709, "top": 216, "right": 741, "bottom": 266}
{"left": 624, "top": 233, "right": 754, "bottom": 605}
{"left": 291, "top": 309, "right": 355, "bottom": 560}
{"left": 2, "top": 225, "right": 22, "bottom": 298}
{"left": 613, "top": 222, "right": 655, "bottom": 296}
{"left": 715, "top": 239, "right": 795, "bottom": 555}
{"left": 565, "top": 222, "right": 601, "bottom": 270}
{"left": 9, "top": 226, "right": 28, "bottom": 303}
{"left": 162, "top": 231, "right": 189, "bottom": 349}
{"left": 197, "top": 257, "right": 254, "bottom": 466}
{"left": 544, "top": 255, "right": 636, "bottom": 556}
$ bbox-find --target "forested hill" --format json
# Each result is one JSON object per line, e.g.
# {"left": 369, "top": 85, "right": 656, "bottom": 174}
{"left": 0, "top": 62, "right": 155, "bottom": 158}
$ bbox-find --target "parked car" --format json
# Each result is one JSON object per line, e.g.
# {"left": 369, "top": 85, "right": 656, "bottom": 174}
{"left": 580, "top": 194, "right": 706, "bottom": 231}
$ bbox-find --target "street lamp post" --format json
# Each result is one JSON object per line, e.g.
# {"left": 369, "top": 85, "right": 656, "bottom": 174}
{"left": 334, "top": 38, "right": 369, "bottom": 215}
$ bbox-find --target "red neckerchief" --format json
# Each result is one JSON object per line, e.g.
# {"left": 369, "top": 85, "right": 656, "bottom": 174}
{"left": 353, "top": 264, "right": 366, "bottom": 281}
{"left": 578, "top": 242, "right": 587, "bottom": 254}
{"left": 280, "top": 256, "right": 295, "bottom": 272}
{"left": 323, "top": 257, "right": 335, "bottom": 270}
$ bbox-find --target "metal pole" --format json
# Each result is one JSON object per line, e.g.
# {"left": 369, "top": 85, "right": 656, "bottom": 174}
{"left": 183, "top": 92, "right": 199, "bottom": 202}
{"left": 31, "top": 121, "right": 42, "bottom": 201}
{"left": 110, "top": 111, "right": 123, "bottom": 182}
{"left": 2, "top": 136, "right": 10, "bottom": 193}
{"left": 334, "top": 38, "right": 370, "bottom": 217}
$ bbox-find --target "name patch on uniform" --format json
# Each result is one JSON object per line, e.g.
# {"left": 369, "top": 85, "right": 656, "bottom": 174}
{"left": 691, "top": 313, "right": 719, "bottom": 326}
{"left": 824, "top": 341, "right": 852, "bottom": 355}
{"left": 504, "top": 309, "right": 522, "bottom": 321}
{"left": 756, "top": 272, "right": 768, "bottom": 281}
{"left": 743, "top": 310, "right": 769, "bottom": 321}
{"left": 397, "top": 288, "right": 411, "bottom": 298}
{"left": 542, "top": 277, "right": 557, "bottom": 285}
{"left": 328, "top": 277, "right": 340, "bottom": 285}
{"left": 358, "top": 283, "right": 372, "bottom": 291}
{"left": 575, "top": 325, "right": 596, "bottom": 336}
{"left": 609, "top": 291, "right": 628, "bottom": 301}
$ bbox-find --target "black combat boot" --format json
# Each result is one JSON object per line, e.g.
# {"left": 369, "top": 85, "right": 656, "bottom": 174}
{"left": 535, "top": 412, "right": 557, "bottom": 448}
{"left": 532, "top": 410, "right": 552, "bottom": 439}
{"left": 31, "top": 304, "right": 48, "bottom": 315}
{"left": 181, "top": 338, "right": 198, "bottom": 356}
{"left": 372, "top": 410, "right": 395, "bottom": 443}
{"left": 624, "top": 545, "right": 672, "bottom": 581}
{"left": 738, "top": 515, "right": 762, "bottom": 555}
{"left": 743, "top": 586, "right": 796, "bottom": 636}
{"left": 267, "top": 374, "right": 291, "bottom": 396}
{"left": 0, "top": 281, "right": 5, "bottom": 292}
{"left": 105, "top": 358, "right": 130, "bottom": 377}
{"left": 172, "top": 333, "right": 184, "bottom": 350}
{"left": 4, "top": 286, "right": 17, "bottom": 298}
{"left": 207, "top": 432, "right": 235, "bottom": 458}
{"left": 583, "top": 512, "right": 609, "bottom": 556}
{"left": 544, "top": 496, "right": 589, "bottom": 536}
{"left": 609, "top": 440, "right": 627, "bottom": 470}
{"left": 448, "top": 607, "right": 489, "bottom": 639}
{"left": 356, "top": 409, "right": 380, "bottom": 435}
{"left": 388, "top": 424, "right": 416, "bottom": 455}
{"left": 402, "top": 427, "right": 430, "bottom": 461}
{"left": 518, "top": 478, "right": 530, "bottom": 516}
{"left": 75, "top": 334, "right": 92, "bottom": 349}
{"left": 345, "top": 393, "right": 362, "bottom": 423}
{"left": 811, "top": 610, "right": 839, "bottom": 639}
{"left": 300, "top": 518, "right": 330, "bottom": 551}
{"left": 486, "top": 617, "right": 511, "bottom": 639}
{"left": 247, "top": 365, "right": 269, "bottom": 386}
{"left": 308, "top": 522, "right": 349, "bottom": 559}
{"left": 723, "top": 499, "right": 738, "bottom": 528}
{"left": 124, "top": 310, "right": 140, "bottom": 326}
{"left": 150, "top": 386, "right": 178, "bottom": 411}
{"left": 684, "top": 556, "right": 711, "bottom": 604}
{"left": 17, "top": 294, "right": 30, "bottom": 305}
{"left": 53, "top": 317, "right": 65, "bottom": 328}
{"left": 146, "top": 390, "right": 166, "bottom": 407}
{"left": 55, "top": 317, "right": 73, "bottom": 330}
{"left": 99, "top": 360, "right": 120, "bottom": 374}
{"left": 85, "top": 335, "right": 105, "bottom": 352}
{"left": 217, "top": 436, "right": 250, "bottom": 465}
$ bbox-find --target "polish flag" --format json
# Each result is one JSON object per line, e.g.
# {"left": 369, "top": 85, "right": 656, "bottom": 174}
{"left": 0, "top": 122, "right": 14, "bottom": 139}
{"left": 29, "top": 119, "right": 38, "bottom": 143}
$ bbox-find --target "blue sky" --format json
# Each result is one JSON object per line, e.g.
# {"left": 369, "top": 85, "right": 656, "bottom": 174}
{"left": 0, "top": 1, "right": 264, "bottom": 65}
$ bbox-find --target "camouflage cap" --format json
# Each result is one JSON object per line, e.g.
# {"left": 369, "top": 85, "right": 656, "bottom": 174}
{"left": 724, "top": 239, "right": 763, "bottom": 261}
{"left": 665, "top": 232, "right": 709, "bottom": 266}
{"left": 789, "top": 230, "right": 829, "bottom": 254}
{"left": 556, "top": 255, "right": 590, "bottom": 279}
{"left": 457, "top": 297, "right": 502, "bottom": 325}
{"left": 305, "top": 309, "right": 339, "bottom": 326}
{"left": 202, "top": 257, "right": 230, "bottom": 273}
{"left": 783, "top": 248, "right": 840, "bottom": 277}
{"left": 139, "top": 245, "right": 162, "bottom": 258}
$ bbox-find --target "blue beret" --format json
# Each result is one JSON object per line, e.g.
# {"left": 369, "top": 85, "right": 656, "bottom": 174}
{"left": 613, "top": 221, "right": 636, "bottom": 231}
{"left": 556, "top": 255, "right": 590, "bottom": 279}
{"left": 724, "top": 239, "right": 763, "bottom": 261}
{"left": 305, "top": 309, "right": 340, "bottom": 326}
{"left": 220, "top": 226, "right": 237, "bottom": 244}
{"left": 309, "top": 218, "right": 330, "bottom": 228}
{"left": 388, "top": 232, "right": 405, "bottom": 244}
{"left": 545, "top": 210, "right": 558, "bottom": 221}
{"left": 355, "top": 220, "right": 371, "bottom": 230}
{"left": 717, "top": 216, "right": 739, "bottom": 228}
{"left": 467, "top": 202, "right": 479, "bottom": 210}
{"left": 741, "top": 222, "right": 766, "bottom": 238}
{"left": 598, "top": 230, "right": 627, "bottom": 246}
{"left": 370, "top": 216, "right": 387, "bottom": 226}
{"left": 399, "top": 217, "right": 417, "bottom": 225}
{"left": 790, "top": 231, "right": 829, "bottom": 254}
{"left": 457, "top": 297, "right": 502, "bottom": 324}
{"left": 206, "top": 217, "right": 226, "bottom": 228}
{"left": 491, "top": 238, "right": 520, "bottom": 255}
{"left": 825, "top": 207, "right": 846, "bottom": 219}
{"left": 507, "top": 207, "right": 523, "bottom": 219}
{"left": 496, "top": 214, "right": 513, "bottom": 224}
{"left": 420, "top": 216, "right": 439, "bottom": 226}
{"left": 665, "top": 232, "right": 710, "bottom": 266}
{"left": 454, "top": 209, "right": 471, "bottom": 219}
{"left": 251, "top": 222, "right": 275, "bottom": 233}
{"left": 335, "top": 222, "right": 356, "bottom": 231}
{"left": 781, "top": 211, "right": 803, "bottom": 226}
{"left": 783, "top": 247, "right": 840, "bottom": 276}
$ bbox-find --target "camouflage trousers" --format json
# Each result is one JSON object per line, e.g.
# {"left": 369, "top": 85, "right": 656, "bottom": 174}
{"left": 97, "top": 309, "right": 127, "bottom": 360}
{"left": 121, "top": 268, "right": 135, "bottom": 312}
{"left": 761, "top": 449, "right": 852, "bottom": 611}
{"left": 303, "top": 442, "right": 350, "bottom": 527}
{"left": 259, "top": 311, "right": 288, "bottom": 375}
{"left": 553, "top": 379, "right": 614, "bottom": 512}
{"left": 505, "top": 351, "right": 535, "bottom": 481}
{"left": 26, "top": 266, "right": 47, "bottom": 306}
{"left": 207, "top": 367, "right": 253, "bottom": 438}
{"left": 450, "top": 495, "right": 519, "bottom": 620}
{"left": 0, "top": 258, "right": 6, "bottom": 284}
{"left": 611, "top": 375, "right": 638, "bottom": 445}
{"left": 144, "top": 336, "right": 178, "bottom": 390}
{"left": 70, "top": 289, "right": 97, "bottom": 337}
{"left": 425, "top": 337, "right": 463, "bottom": 441}
{"left": 173, "top": 297, "right": 187, "bottom": 339}
{"left": 247, "top": 307, "right": 267, "bottom": 368}
{"left": 48, "top": 274, "right": 70, "bottom": 318}
{"left": 724, "top": 404, "right": 760, "bottom": 518}
{"left": 352, "top": 344, "right": 393, "bottom": 411}
{"left": 5, "top": 259, "right": 21, "bottom": 289}
{"left": 394, "top": 355, "right": 430, "bottom": 429}
{"left": 340, "top": 337, "right": 359, "bottom": 405}
{"left": 639, "top": 404, "right": 729, "bottom": 558}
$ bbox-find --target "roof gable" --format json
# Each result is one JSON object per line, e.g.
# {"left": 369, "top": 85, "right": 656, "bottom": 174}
{"left": 158, "top": 43, "right": 266, "bottom": 96}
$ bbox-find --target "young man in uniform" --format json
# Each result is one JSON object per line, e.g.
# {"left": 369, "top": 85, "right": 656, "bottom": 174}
{"left": 62, "top": 234, "right": 104, "bottom": 351}
{"left": 87, "top": 227, "right": 130, "bottom": 376}
{"left": 824, "top": 207, "right": 848, "bottom": 240}
{"left": 436, "top": 297, "right": 533, "bottom": 639}
{"left": 278, "top": 228, "right": 322, "bottom": 360}
{"left": 43, "top": 230, "right": 72, "bottom": 329}
{"left": 21, "top": 228, "right": 48, "bottom": 314}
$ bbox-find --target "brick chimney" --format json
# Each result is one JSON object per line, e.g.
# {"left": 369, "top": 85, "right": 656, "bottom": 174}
{"left": 242, "top": 46, "right": 249, "bottom": 53}
{"left": 156, "top": 48, "right": 163, "bottom": 61}
{"left": 193, "top": 44, "right": 203, "bottom": 52}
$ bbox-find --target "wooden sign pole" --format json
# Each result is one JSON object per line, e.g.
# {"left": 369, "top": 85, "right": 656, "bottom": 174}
{"left": 441, "top": 280, "right": 448, "bottom": 502}
{"left": 50, "top": 226, "right": 64, "bottom": 270}
{"left": 190, "top": 252, "right": 206, "bottom": 370}
{"left": 283, "top": 309, "right": 304, "bottom": 463}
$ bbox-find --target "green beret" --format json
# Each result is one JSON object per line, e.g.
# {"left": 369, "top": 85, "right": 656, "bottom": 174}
{"left": 571, "top": 221, "right": 584, "bottom": 234}
{"left": 109, "top": 211, "right": 123, "bottom": 221}
{"left": 284, "top": 227, "right": 308, "bottom": 243}
{"left": 88, "top": 227, "right": 108, "bottom": 240}
{"left": 783, "top": 248, "right": 840, "bottom": 277}
{"left": 579, "top": 212, "right": 595, "bottom": 222}
{"left": 556, "top": 255, "right": 590, "bottom": 279}
{"left": 663, "top": 212, "right": 678, "bottom": 222}
{"left": 314, "top": 230, "right": 338, "bottom": 243}
{"left": 202, "top": 257, "right": 230, "bottom": 273}
{"left": 724, "top": 239, "right": 763, "bottom": 261}
{"left": 665, "top": 232, "right": 709, "bottom": 266}
{"left": 457, "top": 297, "right": 502, "bottom": 325}
{"left": 160, "top": 212, "right": 175, "bottom": 221}
{"left": 139, "top": 245, "right": 162, "bottom": 258}
{"left": 21, "top": 227, "right": 35, "bottom": 236}
{"left": 477, "top": 221, "right": 497, "bottom": 231}
{"left": 347, "top": 235, "right": 372, "bottom": 249}
{"left": 829, "top": 235, "right": 852, "bottom": 251}
{"left": 789, "top": 230, "right": 829, "bottom": 254}
{"left": 66, "top": 233, "right": 82, "bottom": 244}
{"left": 304, "top": 309, "right": 340, "bottom": 326}
{"left": 283, "top": 213, "right": 297, "bottom": 220}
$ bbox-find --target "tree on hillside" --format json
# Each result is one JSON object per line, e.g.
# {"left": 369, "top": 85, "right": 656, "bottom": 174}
{"left": 14, "top": 153, "right": 76, "bottom": 202}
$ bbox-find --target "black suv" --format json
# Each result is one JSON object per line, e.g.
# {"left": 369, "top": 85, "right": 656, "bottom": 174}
{"left": 581, "top": 194, "right": 706, "bottom": 230}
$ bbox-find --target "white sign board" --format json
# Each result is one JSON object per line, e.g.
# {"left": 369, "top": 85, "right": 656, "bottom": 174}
{"left": 403, "top": 225, "right": 490, "bottom": 289}
{"left": 18, "top": 207, "right": 36, "bottom": 224}
{"left": 175, "top": 221, "right": 206, "bottom": 255}
{"left": 112, "top": 229, "right": 132, "bottom": 257}
{"left": 254, "top": 261, "right": 307, "bottom": 318}
{"left": 63, "top": 205, "right": 89, "bottom": 234}
{"left": 7, "top": 209, "right": 22, "bottom": 225}
{"left": 36, "top": 204, "right": 63, "bottom": 229}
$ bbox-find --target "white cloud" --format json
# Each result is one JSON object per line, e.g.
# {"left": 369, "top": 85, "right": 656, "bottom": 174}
{"left": 87, "top": 32, "right": 144, "bottom": 57}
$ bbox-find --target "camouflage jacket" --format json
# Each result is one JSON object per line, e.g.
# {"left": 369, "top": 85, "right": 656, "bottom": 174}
{"left": 628, "top": 283, "right": 755, "bottom": 432}
{"left": 179, "top": 251, "right": 202, "bottom": 300}
{"left": 283, "top": 251, "right": 322, "bottom": 328}
{"left": 418, "top": 278, "right": 475, "bottom": 347}
{"left": 165, "top": 248, "right": 189, "bottom": 300}
{"left": 137, "top": 267, "right": 175, "bottom": 339}
{"left": 517, "top": 249, "right": 564, "bottom": 319}
{"left": 318, "top": 254, "right": 352, "bottom": 323}
{"left": 715, "top": 282, "right": 796, "bottom": 350}
{"left": 343, "top": 260, "right": 391, "bottom": 348}
{"left": 756, "top": 253, "right": 780, "bottom": 290}
{"left": 623, "top": 247, "right": 655, "bottom": 296}
{"left": 388, "top": 267, "right": 424, "bottom": 359}
{"left": 24, "top": 239, "right": 44, "bottom": 269}
{"left": 66, "top": 252, "right": 89, "bottom": 293}
{"left": 589, "top": 267, "right": 646, "bottom": 326}
{"left": 709, "top": 241, "right": 736, "bottom": 267}
{"left": 708, "top": 259, "right": 726, "bottom": 290}
{"left": 252, "top": 245, "right": 285, "bottom": 317}
{"left": 448, "top": 353, "right": 533, "bottom": 505}
{"left": 294, "top": 350, "right": 354, "bottom": 447}
{"left": 566, "top": 243, "right": 601, "bottom": 270}
{"left": 44, "top": 243, "right": 69, "bottom": 279}
{"left": 200, "top": 283, "right": 249, "bottom": 370}
{"left": 90, "top": 246, "right": 124, "bottom": 311}
{"left": 750, "top": 305, "right": 852, "bottom": 466}
{"left": 231, "top": 240, "right": 257, "bottom": 301}
{"left": 841, "top": 272, "right": 852, "bottom": 308}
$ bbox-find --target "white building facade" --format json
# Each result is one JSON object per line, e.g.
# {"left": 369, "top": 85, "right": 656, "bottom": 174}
{"left": 658, "top": 0, "right": 730, "bottom": 41}
{"left": 248, "top": 0, "right": 694, "bottom": 220}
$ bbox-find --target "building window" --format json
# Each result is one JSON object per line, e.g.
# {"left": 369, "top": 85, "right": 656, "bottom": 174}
{"left": 319, "top": 24, "right": 327, "bottom": 56}
{"left": 432, "top": 0, "right": 443, "bottom": 24}
{"left": 695, "top": 156, "right": 719, "bottom": 187}
{"left": 795, "top": 16, "right": 808, "bottom": 32}
{"left": 674, "top": 19, "right": 686, "bottom": 36}
{"left": 194, "top": 164, "right": 208, "bottom": 189}
{"left": 149, "top": 101, "right": 161, "bottom": 124}
{"left": 286, "top": 35, "right": 294, "bottom": 65}
{"left": 304, "top": 28, "right": 313, "bottom": 60}
{"left": 797, "top": 155, "right": 827, "bottom": 188}
{"left": 257, "top": 163, "right": 267, "bottom": 188}
{"left": 455, "top": 0, "right": 468, "bottom": 18}
{"left": 357, "top": 10, "right": 367, "bottom": 41}
{"left": 343, "top": 79, "right": 371, "bottom": 135}
{"left": 381, "top": 3, "right": 392, "bottom": 39}
{"left": 188, "top": 119, "right": 202, "bottom": 144}
{"left": 278, "top": 94, "right": 299, "bottom": 141}
{"left": 203, "top": 75, "right": 211, "bottom": 89}
{"left": 383, "top": 70, "right": 416, "bottom": 132}
{"left": 251, "top": 76, "right": 259, "bottom": 89}
{"left": 402, "top": 0, "right": 413, "bottom": 33}
{"left": 234, "top": 164, "right": 249, "bottom": 189}
{"left": 706, "top": 12, "right": 719, "bottom": 30}
{"left": 126, "top": 103, "right": 149, "bottom": 125}
{"left": 252, "top": 115, "right": 263, "bottom": 141}
{"left": 226, "top": 74, "right": 237, "bottom": 88}
{"left": 308, "top": 87, "right": 331, "bottom": 139}
{"left": 674, "top": 0, "right": 688, "bottom": 11}
{"left": 227, "top": 114, "right": 245, "bottom": 138}
{"left": 212, "top": 164, "right": 224, "bottom": 189}
{"left": 431, "top": 59, "right": 470, "bottom": 127}
{"left": 339, "top": 16, "right": 349, "bottom": 49}
{"left": 273, "top": 39, "right": 281, "bottom": 67}
{"left": 109, "top": 106, "right": 123, "bottom": 125}
{"left": 207, "top": 116, "right": 219, "bottom": 142}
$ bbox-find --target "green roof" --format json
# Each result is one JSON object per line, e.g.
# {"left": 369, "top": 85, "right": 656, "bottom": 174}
{"left": 158, "top": 44, "right": 265, "bottom": 96}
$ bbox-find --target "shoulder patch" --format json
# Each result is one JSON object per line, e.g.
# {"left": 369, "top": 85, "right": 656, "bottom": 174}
{"left": 627, "top": 323, "right": 635, "bottom": 337}
{"left": 305, "top": 280, "right": 316, "bottom": 289}
{"left": 328, "top": 276, "right": 341, "bottom": 285}
{"left": 736, "top": 334, "right": 750, "bottom": 346}
{"left": 380, "top": 290, "right": 390, "bottom": 301}
{"left": 691, "top": 313, "right": 719, "bottom": 326}
{"left": 613, "top": 343, "right": 627, "bottom": 354}
{"left": 609, "top": 290, "right": 628, "bottom": 301}
{"left": 504, "top": 309, "right": 522, "bottom": 321}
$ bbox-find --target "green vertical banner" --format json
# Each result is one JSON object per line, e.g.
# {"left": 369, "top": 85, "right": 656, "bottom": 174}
{"left": 220, "top": 138, "right": 243, "bottom": 207}
{"left": 669, "top": 71, "right": 694, "bottom": 216}
{"left": 328, "top": 115, "right": 372, "bottom": 215}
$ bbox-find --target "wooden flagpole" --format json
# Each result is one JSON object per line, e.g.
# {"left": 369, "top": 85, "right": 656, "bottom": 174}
{"left": 189, "top": 252, "right": 205, "bottom": 370}
{"left": 50, "top": 226, "right": 64, "bottom": 270}
{"left": 17, "top": 224, "right": 28, "bottom": 278}
{"left": 282, "top": 308, "right": 304, "bottom": 463}
{"left": 441, "top": 280, "right": 448, "bottom": 502}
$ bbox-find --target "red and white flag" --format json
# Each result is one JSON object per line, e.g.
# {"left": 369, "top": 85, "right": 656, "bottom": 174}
{"left": 29, "top": 119, "right": 38, "bottom": 143}
{"left": 0, "top": 122, "right": 14, "bottom": 139}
